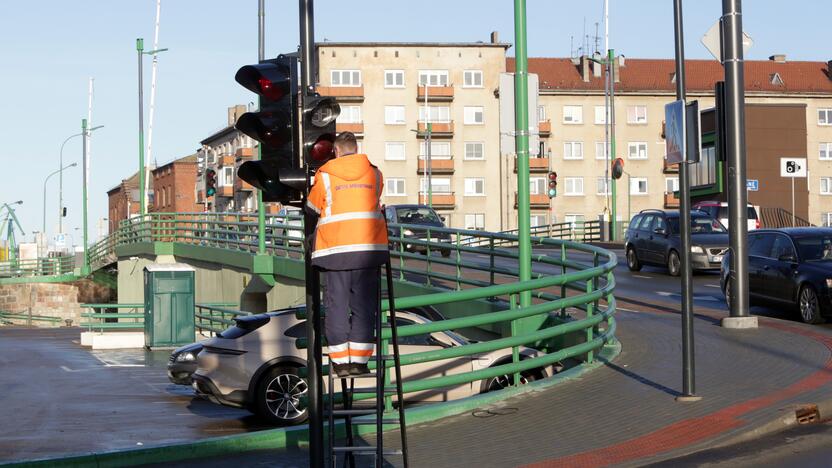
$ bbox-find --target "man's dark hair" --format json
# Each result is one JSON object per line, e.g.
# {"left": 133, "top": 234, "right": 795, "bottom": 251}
{"left": 334, "top": 132, "right": 358, "bottom": 155}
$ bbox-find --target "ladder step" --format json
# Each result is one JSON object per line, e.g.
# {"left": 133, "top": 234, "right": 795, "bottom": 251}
{"left": 350, "top": 418, "right": 400, "bottom": 425}
{"left": 348, "top": 386, "right": 398, "bottom": 394}
{"left": 328, "top": 408, "right": 379, "bottom": 417}
{"left": 332, "top": 447, "right": 403, "bottom": 455}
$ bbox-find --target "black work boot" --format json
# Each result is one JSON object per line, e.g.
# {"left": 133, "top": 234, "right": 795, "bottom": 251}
{"left": 349, "top": 363, "right": 370, "bottom": 376}
{"left": 332, "top": 363, "right": 351, "bottom": 378}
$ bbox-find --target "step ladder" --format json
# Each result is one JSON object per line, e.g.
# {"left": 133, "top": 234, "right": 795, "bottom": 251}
{"left": 326, "top": 259, "right": 409, "bottom": 468}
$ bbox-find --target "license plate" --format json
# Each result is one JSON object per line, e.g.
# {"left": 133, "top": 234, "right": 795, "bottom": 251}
{"left": 712, "top": 255, "right": 723, "bottom": 262}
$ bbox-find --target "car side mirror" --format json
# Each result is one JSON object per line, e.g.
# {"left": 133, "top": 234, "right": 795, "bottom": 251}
{"left": 654, "top": 227, "right": 667, "bottom": 236}
{"left": 778, "top": 254, "right": 796, "bottom": 262}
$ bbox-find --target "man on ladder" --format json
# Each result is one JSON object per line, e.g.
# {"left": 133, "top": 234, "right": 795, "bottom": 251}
{"left": 306, "top": 131, "right": 389, "bottom": 378}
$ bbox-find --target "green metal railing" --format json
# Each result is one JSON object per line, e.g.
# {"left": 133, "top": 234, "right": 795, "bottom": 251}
{"left": 195, "top": 303, "right": 250, "bottom": 336}
{"left": 0, "top": 255, "right": 75, "bottom": 278}
{"left": 0, "top": 311, "right": 64, "bottom": 326}
{"left": 80, "top": 303, "right": 144, "bottom": 332}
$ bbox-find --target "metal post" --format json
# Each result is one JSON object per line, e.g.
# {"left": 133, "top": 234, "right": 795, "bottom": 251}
{"left": 137, "top": 38, "right": 146, "bottom": 217}
{"left": 82, "top": 118, "right": 90, "bottom": 275}
{"left": 298, "top": 1, "right": 323, "bottom": 467}
{"left": 791, "top": 177, "right": 795, "bottom": 227}
{"left": 609, "top": 48, "right": 617, "bottom": 241}
{"left": 722, "top": 0, "right": 755, "bottom": 328}
{"left": 673, "top": 0, "right": 699, "bottom": 401}
{"left": 257, "top": 0, "right": 266, "bottom": 255}
{"left": 425, "top": 85, "right": 432, "bottom": 207}
{"left": 514, "top": 0, "right": 531, "bottom": 309}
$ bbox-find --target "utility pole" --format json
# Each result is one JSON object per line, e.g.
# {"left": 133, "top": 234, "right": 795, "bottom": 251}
{"left": 81, "top": 118, "right": 90, "bottom": 275}
{"left": 257, "top": 0, "right": 266, "bottom": 255}
{"left": 137, "top": 38, "right": 146, "bottom": 217}
{"left": 609, "top": 48, "right": 617, "bottom": 241}
{"left": 514, "top": 0, "right": 531, "bottom": 310}
{"left": 721, "top": 0, "right": 757, "bottom": 329}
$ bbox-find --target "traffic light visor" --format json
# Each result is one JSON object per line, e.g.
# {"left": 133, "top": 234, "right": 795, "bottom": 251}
{"left": 307, "top": 97, "right": 340, "bottom": 128}
{"left": 235, "top": 63, "right": 291, "bottom": 101}
{"left": 235, "top": 111, "right": 293, "bottom": 148}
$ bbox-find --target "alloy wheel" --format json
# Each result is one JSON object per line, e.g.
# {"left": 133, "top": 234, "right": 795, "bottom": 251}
{"left": 264, "top": 373, "right": 308, "bottom": 421}
{"left": 799, "top": 286, "right": 821, "bottom": 324}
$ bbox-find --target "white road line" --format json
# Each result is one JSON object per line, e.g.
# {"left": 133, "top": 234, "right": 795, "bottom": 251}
{"left": 704, "top": 284, "right": 721, "bottom": 288}
{"left": 632, "top": 275, "right": 651, "bottom": 279}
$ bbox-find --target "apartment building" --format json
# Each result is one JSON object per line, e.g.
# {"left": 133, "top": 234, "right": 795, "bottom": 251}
{"left": 151, "top": 154, "right": 200, "bottom": 213}
{"left": 106, "top": 172, "right": 143, "bottom": 234}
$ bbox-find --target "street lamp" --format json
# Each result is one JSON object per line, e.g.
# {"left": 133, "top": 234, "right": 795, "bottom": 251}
{"left": 137, "top": 38, "right": 169, "bottom": 217}
{"left": 59, "top": 126, "right": 102, "bottom": 234}
{"left": 44, "top": 162, "right": 77, "bottom": 235}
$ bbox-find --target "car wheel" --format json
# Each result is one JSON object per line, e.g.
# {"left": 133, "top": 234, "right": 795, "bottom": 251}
{"left": 626, "top": 247, "right": 642, "bottom": 272}
{"left": 255, "top": 366, "right": 308, "bottom": 426}
{"left": 798, "top": 285, "right": 824, "bottom": 325}
{"left": 441, "top": 249, "right": 451, "bottom": 258}
{"left": 480, "top": 369, "right": 539, "bottom": 394}
{"left": 667, "top": 250, "right": 681, "bottom": 277}
{"left": 723, "top": 280, "right": 732, "bottom": 306}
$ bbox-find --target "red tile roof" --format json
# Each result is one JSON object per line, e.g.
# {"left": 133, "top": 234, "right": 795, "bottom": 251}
{"left": 507, "top": 57, "right": 832, "bottom": 94}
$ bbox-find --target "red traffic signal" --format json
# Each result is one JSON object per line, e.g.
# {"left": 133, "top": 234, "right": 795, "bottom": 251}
{"left": 611, "top": 158, "right": 625, "bottom": 180}
{"left": 547, "top": 171, "right": 558, "bottom": 198}
{"left": 235, "top": 63, "right": 292, "bottom": 102}
{"left": 303, "top": 96, "right": 341, "bottom": 168}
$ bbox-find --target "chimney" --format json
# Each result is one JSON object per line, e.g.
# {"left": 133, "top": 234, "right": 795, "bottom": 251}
{"left": 769, "top": 54, "right": 787, "bottom": 63}
{"left": 827, "top": 60, "right": 832, "bottom": 80}
{"left": 579, "top": 56, "right": 591, "bottom": 82}
{"left": 612, "top": 55, "right": 622, "bottom": 83}
{"left": 592, "top": 52, "right": 602, "bottom": 78}
{"left": 228, "top": 105, "right": 247, "bottom": 126}
{"left": 490, "top": 31, "right": 499, "bottom": 44}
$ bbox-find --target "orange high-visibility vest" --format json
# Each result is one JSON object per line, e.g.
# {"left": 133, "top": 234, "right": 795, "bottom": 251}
{"left": 307, "top": 153, "right": 389, "bottom": 270}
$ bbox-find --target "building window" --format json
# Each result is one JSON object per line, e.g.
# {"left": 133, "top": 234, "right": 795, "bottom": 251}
{"left": 530, "top": 214, "right": 547, "bottom": 227}
{"left": 596, "top": 177, "right": 611, "bottom": 195}
{"left": 385, "top": 142, "right": 406, "bottom": 161}
{"left": 419, "top": 141, "right": 451, "bottom": 160}
{"left": 564, "top": 177, "right": 584, "bottom": 196}
{"left": 627, "top": 105, "right": 648, "bottom": 124}
{"left": 628, "top": 142, "right": 648, "bottom": 160}
{"left": 465, "top": 142, "right": 484, "bottom": 160}
{"left": 221, "top": 167, "right": 234, "bottom": 186}
{"left": 418, "top": 70, "right": 449, "bottom": 86}
{"left": 594, "top": 106, "right": 607, "bottom": 125}
{"left": 823, "top": 213, "right": 832, "bottom": 227}
{"left": 464, "top": 106, "right": 484, "bottom": 125}
{"left": 630, "top": 177, "right": 649, "bottom": 195}
{"left": 420, "top": 177, "right": 452, "bottom": 193}
{"left": 595, "top": 141, "right": 609, "bottom": 160}
{"left": 338, "top": 105, "right": 362, "bottom": 123}
{"left": 563, "top": 105, "right": 583, "bottom": 124}
{"left": 691, "top": 145, "right": 717, "bottom": 187}
{"left": 465, "top": 213, "right": 485, "bottom": 230}
{"left": 563, "top": 141, "right": 584, "bottom": 160}
{"left": 538, "top": 106, "right": 547, "bottom": 122}
{"left": 819, "top": 108, "right": 832, "bottom": 125}
{"left": 419, "top": 106, "right": 451, "bottom": 123}
{"left": 463, "top": 70, "right": 483, "bottom": 88}
{"left": 331, "top": 69, "right": 361, "bottom": 87}
{"left": 665, "top": 177, "right": 679, "bottom": 193}
{"left": 530, "top": 177, "right": 546, "bottom": 195}
{"left": 384, "top": 106, "right": 406, "bottom": 125}
{"left": 820, "top": 143, "right": 832, "bottom": 160}
{"left": 384, "top": 70, "right": 404, "bottom": 88}
{"left": 464, "top": 178, "right": 485, "bottom": 196}
{"left": 386, "top": 178, "right": 406, "bottom": 196}
{"left": 821, "top": 177, "right": 832, "bottom": 195}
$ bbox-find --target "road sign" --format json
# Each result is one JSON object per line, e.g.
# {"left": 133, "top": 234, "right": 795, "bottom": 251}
{"left": 54, "top": 233, "right": 66, "bottom": 247}
{"left": 665, "top": 100, "right": 686, "bottom": 164}
{"left": 701, "top": 20, "right": 753, "bottom": 63}
{"left": 780, "top": 158, "right": 807, "bottom": 178}
{"left": 685, "top": 100, "right": 702, "bottom": 164}
{"left": 746, "top": 179, "right": 759, "bottom": 191}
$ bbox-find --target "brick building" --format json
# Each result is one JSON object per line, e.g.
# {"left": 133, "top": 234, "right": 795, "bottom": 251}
{"left": 151, "top": 154, "right": 200, "bottom": 213}
{"left": 106, "top": 172, "right": 141, "bottom": 234}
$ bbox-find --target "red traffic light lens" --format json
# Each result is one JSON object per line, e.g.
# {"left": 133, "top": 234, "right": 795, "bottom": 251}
{"left": 310, "top": 136, "right": 335, "bottom": 162}
{"left": 258, "top": 77, "right": 287, "bottom": 101}
{"left": 548, "top": 171, "right": 557, "bottom": 181}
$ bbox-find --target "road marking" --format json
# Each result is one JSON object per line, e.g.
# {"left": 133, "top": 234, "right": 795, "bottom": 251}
{"left": 704, "top": 284, "right": 721, "bottom": 288}
{"left": 633, "top": 275, "right": 651, "bottom": 279}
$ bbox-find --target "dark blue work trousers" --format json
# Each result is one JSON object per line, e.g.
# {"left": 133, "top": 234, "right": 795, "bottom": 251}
{"left": 323, "top": 267, "right": 380, "bottom": 347}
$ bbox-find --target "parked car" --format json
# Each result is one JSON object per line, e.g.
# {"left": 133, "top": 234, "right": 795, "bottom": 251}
{"left": 384, "top": 204, "right": 452, "bottom": 257}
{"left": 268, "top": 206, "right": 303, "bottom": 246}
{"left": 167, "top": 342, "right": 203, "bottom": 385}
{"left": 625, "top": 209, "right": 729, "bottom": 276}
{"left": 692, "top": 201, "right": 760, "bottom": 231}
{"left": 720, "top": 227, "right": 832, "bottom": 324}
{"left": 192, "top": 305, "right": 554, "bottom": 426}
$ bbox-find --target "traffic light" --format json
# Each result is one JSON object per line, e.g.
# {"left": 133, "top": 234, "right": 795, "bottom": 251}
{"left": 547, "top": 171, "right": 558, "bottom": 198}
{"left": 205, "top": 168, "right": 217, "bottom": 197}
{"left": 302, "top": 95, "right": 340, "bottom": 171}
{"left": 611, "top": 158, "right": 625, "bottom": 180}
{"left": 62, "top": 207, "right": 67, "bottom": 217}
{"left": 235, "top": 54, "right": 305, "bottom": 204}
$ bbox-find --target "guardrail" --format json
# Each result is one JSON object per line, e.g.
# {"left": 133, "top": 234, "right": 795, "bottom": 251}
{"left": 0, "top": 311, "right": 64, "bottom": 326}
{"left": 80, "top": 302, "right": 245, "bottom": 335}
{"left": 195, "top": 303, "right": 250, "bottom": 336}
{"left": 0, "top": 255, "right": 75, "bottom": 278}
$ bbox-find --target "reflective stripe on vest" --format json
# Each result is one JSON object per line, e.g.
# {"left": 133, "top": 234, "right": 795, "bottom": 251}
{"left": 311, "top": 243, "right": 390, "bottom": 259}
{"left": 322, "top": 172, "right": 333, "bottom": 217}
{"left": 316, "top": 211, "right": 384, "bottom": 227}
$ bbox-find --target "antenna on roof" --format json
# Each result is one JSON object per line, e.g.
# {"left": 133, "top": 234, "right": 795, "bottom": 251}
{"left": 594, "top": 22, "right": 601, "bottom": 55}
{"left": 570, "top": 35, "right": 575, "bottom": 59}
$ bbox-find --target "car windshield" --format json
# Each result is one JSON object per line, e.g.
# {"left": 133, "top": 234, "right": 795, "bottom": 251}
{"left": 795, "top": 235, "right": 832, "bottom": 261}
{"left": 396, "top": 207, "right": 442, "bottom": 225}
{"left": 667, "top": 215, "right": 727, "bottom": 234}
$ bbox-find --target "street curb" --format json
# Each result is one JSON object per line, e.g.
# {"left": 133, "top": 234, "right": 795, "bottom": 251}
{"left": 1, "top": 343, "right": 621, "bottom": 468}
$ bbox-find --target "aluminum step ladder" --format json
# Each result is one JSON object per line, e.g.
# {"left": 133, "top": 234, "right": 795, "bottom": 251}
{"left": 326, "top": 259, "right": 409, "bottom": 468}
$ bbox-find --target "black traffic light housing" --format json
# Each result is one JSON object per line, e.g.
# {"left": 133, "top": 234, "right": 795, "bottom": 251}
{"left": 302, "top": 95, "right": 340, "bottom": 171}
{"left": 205, "top": 168, "right": 217, "bottom": 197}
{"left": 235, "top": 54, "right": 305, "bottom": 204}
{"left": 611, "top": 158, "right": 625, "bottom": 180}
{"left": 547, "top": 171, "right": 558, "bottom": 198}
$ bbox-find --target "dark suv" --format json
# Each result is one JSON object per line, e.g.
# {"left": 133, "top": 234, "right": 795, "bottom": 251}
{"left": 384, "top": 204, "right": 452, "bottom": 257}
{"left": 625, "top": 209, "right": 729, "bottom": 276}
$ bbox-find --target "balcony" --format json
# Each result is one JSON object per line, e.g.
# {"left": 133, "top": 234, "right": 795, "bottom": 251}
{"left": 219, "top": 154, "right": 235, "bottom": 167}
{"left": 217, "top": 186, "right": 233, "bottom": 198}
{"left": 664, "top": 191, "right": 679, "bottom": 208}
{"left": 515, "top": 192, "right": 551, "bottom": 209}
{"left": 663, "top": 157, "right": 678, "bottom": 173}
{"left": 417, "top": 85, "right": 454, "bottom": 102}
{"left": 235, "top": 147, "right": 254, "bottom": 160}
{"left": 538, "top": 120, "right": 551, "bottom": 138}
{"left": 336, "top": 122, "right": 364, "bottom": 136}
{"left": 416, "top": 121, "right": 454, "bottom": 138}
{"left": 515, "top": 155, "right": 550, "bottom": 173}
{"left": 417, "top": 157, "right": 454, "bottom": 174}
{"left": 418, "top": 192, "right": 455, "bottom": 208}
{"left": 317, "top": 85, "right": 364, "bottom": 102}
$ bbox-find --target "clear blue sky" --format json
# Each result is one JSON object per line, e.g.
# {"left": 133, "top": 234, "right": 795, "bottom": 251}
{"left": 1, "top": 0, "right": 828, "bottom": 244}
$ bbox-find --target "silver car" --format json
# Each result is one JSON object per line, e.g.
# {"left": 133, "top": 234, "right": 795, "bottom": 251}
{"left": 192, "top": 306, "right": 555, "bottom": 426}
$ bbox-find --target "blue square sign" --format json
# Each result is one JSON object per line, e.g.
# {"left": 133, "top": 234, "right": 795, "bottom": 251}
{"left": 747, "top": 179, "right": 759, "bottom": 191}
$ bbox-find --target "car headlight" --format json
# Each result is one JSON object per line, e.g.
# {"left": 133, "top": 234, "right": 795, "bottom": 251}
{"left": 691, "top": 246, "right": 705, "bottom": 254}
{"left": 176, "top": 352, "right": 196, "bottom": 362}
{"left": 826, "top": 279, "right": 832, "bottom": 289}
{"left": 403, "top": 229, "right": 414, "bottom": 236}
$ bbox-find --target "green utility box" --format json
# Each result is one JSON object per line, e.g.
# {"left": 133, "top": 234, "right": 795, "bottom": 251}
{"left": 143, "top": 263, "right": 196, "bottom": 348}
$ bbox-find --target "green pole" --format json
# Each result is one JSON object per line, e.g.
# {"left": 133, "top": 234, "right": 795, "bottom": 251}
{"left": 137, "top": 38, "right": 146, "bottom": 217}
{"left": 81, "top": 118, "right": 90, "bottom": 275}
{"left": 609, "top": 48, "right": 617, "bottom": 241}
{"left": 257, "top": 138, "right": 266, "bottom": 253}
{"left": 514, "top": 0, "right": 531, "bottom": 309}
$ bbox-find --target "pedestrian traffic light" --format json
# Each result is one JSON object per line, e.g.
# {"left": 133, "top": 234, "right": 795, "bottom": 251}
{"left": 235, "top": 54, "right": 305, "bottom": 204}
{"left": 611, "top": 158, "right": 625, "bottom": 180}
{"left": 547, "top": 171, "right": 558, "bottom": 198}
{"left": 62, "top": 207, "right": 67, "bottom": 217}
{"left": 302, "top": 95, "right": 340, "bottom": 171}
{"left": 205, "top": 168, "right": 217, "bottom": 197}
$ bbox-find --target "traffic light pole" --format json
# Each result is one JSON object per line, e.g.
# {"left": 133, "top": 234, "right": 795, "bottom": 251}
{"left": 299, "top": 1, "right": 325, "bottom": 467}
{"left": 609, "top": 48, "right": 617, "bottom": 240}
{"left": 257, "top": 0, "right": 266, "bottom": 255}
{"left": 514, "top": 0, "right": 531, "bottom": 310}
{"left": 81, "top": 118, "right": 90, "bottom": 275}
